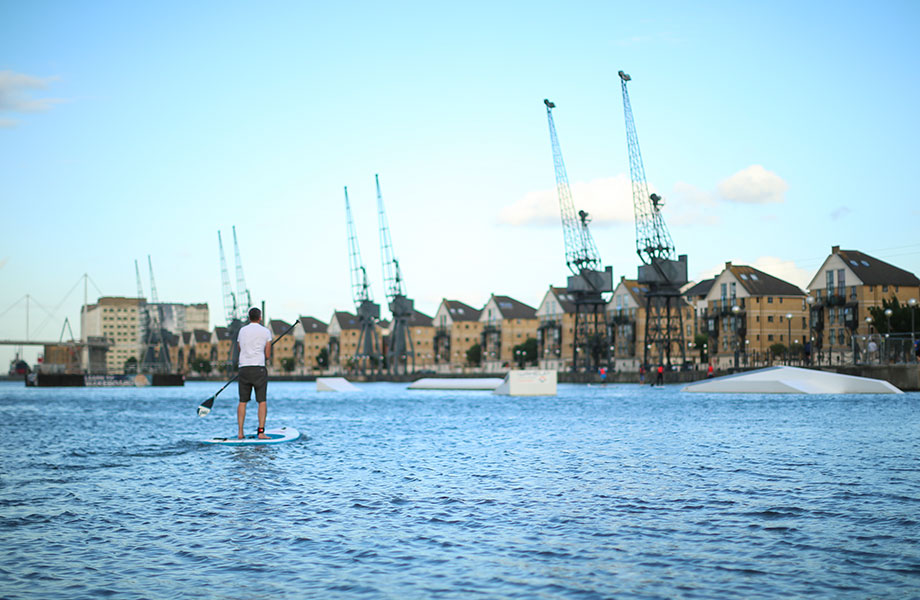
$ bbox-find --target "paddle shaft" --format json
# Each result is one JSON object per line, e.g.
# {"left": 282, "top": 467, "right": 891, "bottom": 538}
{"left": 198, "top": 319, "right": 299, "bottom": 415}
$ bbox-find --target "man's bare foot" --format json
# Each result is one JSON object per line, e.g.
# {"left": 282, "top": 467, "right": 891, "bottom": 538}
{"left": 238, "top": 433, "right": 245, "bottom": 439}
{"left": 257, "top": 427, "right": 268, "bottom": 439}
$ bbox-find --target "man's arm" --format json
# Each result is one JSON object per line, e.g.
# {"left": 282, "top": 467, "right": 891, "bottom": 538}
{"left": 264, "top": 338, "right": 272, "bottom": 362}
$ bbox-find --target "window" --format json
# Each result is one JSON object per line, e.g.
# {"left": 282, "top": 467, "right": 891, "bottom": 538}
{"left": 826, "top": 270, "right": 834, "bottom": 290}
{"left": 767, "top": 297, "right": 773, "bottom": 303}
{"left": 883, "top": 285, "right": 889, "bottom": 293}
{"left": 768, "top": 334, "right": 774, "bottom": 341}
{"left": 768, "top": 315, "right": 774, "bottom": 322}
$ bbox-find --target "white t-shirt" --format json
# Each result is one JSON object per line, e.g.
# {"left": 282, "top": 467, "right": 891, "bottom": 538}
{"left": 237, "top": 322, "right": 273, "bottom": 367}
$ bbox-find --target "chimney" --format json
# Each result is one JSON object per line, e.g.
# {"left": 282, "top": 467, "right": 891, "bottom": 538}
{"left": 831, "top": 245, "right": 840, "bottom": 254}
{"left": 725, "top": 261, "right": 732, "bottom": 270}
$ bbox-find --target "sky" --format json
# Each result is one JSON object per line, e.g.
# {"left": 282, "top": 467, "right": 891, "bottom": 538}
{"left": 2, "top": 0, "right": 920, "bottom": 368}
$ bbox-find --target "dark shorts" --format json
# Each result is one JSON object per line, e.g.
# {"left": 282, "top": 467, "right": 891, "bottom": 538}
{"left": 238, "top": 366, "right": 268, "bottom": 403}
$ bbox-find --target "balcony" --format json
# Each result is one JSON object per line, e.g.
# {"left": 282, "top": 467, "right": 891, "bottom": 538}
{"left": 827, "top": 294, "right": 846, "bottom": 307}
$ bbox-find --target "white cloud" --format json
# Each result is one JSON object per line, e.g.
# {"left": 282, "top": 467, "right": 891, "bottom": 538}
{"left": 0, "top": 71, "right": 63, "bottom": 126}
{"left": 717, "top": 165, "right": 788, "bottom": 204}
{"left": 499, "top": 174, "right": 635, "bottom": 227}
{"left": 698, "top": 255, "right": 810, "bottom": 289}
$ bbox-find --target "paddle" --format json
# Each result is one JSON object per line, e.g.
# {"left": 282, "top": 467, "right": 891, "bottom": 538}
{"left": 197, "top": 319, "right": 300, "bottom": 417}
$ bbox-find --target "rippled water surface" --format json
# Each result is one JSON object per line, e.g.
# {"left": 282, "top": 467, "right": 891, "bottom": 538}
{"left": 1, "top": 380, "right": 919, "bottom": 599}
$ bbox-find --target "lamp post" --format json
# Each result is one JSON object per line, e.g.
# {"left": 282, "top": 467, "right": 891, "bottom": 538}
{"left": 865, "top": 315, "right": 873, "bottom": 364}
{"left": 786, "top": 312, "right": 793, "bottom": 365}
{"left": 910, "top": 298, "right": 918, "bottom": 360}
{"left": 884, "top": 308, "right": 893, "bottom": 364}
{"left": 731, "top": 305, "right": 741, "bottom": 369}
{"left": 806, "top": 295, "right": 816, "bottom": 364}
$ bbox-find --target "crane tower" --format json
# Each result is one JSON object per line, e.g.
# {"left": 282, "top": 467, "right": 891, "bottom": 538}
{"left": 345, "top": 186, "right": 382, "bottom": 373}
{"left": 376, "top": 175, "right": 415, "bottom": 374}
{"left": 217, "top": 228, "right": 253, "bottom": 370}
{"left": 544, "top": 99, "right": 613, "bottom": 372}
{"left": 617, "top": 70, "right": 688, "bottom": 369}
{"left": 136, "top": 258, "right": 171, "bottom": 373}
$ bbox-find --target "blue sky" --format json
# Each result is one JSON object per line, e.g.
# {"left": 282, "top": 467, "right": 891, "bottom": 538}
{"left": 2, "top": 1, "right": 919, "bottom": 367}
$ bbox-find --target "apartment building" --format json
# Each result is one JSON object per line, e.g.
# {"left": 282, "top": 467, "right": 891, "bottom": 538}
{"left": 80, "top": 296, "right": 142, "bottom": 374}
{"left": 479, "top": 295, "right": 537, "bottom": 372}
{"left": 298, "top": 316, "right": 330, "bottom": 373}
{"left": 404, "top": 310, "right": 435, "bottom": 369}
{"left": 805, "top": 246, "right": 920, "bottom": 362}
{"left": 702, "top": 262, "right": 806, "bottom": 369}
{"left": 328, "top": 311, "right": 363, "bottom": 370}
{"left": 269, "top": 319, "right": 296, "bottom": 372}
{"left": 534, "top": 286, "right": 577, "bottom": 371}
{"left": 433, "top": 299, "right": 482, "bottom": 371}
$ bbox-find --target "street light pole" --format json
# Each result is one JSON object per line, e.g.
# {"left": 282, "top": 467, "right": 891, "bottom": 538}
{"left": 786, "top": 312, "right": 793, "bottom": 365}
{"left": 909, "top": 298, "right": 918, "bottom": 360}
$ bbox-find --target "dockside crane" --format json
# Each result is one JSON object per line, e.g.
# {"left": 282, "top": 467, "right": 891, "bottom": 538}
{"left": 136, "top": 258, "right": 170, "bottom": 373}
{"left": 376, "top": 174, "right": 415, "bottom": 374}
{"left": 544, "top": 99, "right": 614, "bottom": 372}
{"left": 232, "top": 226, "right": 253, "bottom": 319}
{"left": 218, "top": 230, "right": 243, "bottom": 369}
{"left": 345, "top": 186, "right": 382, "bottom": 373}
{"left": 617, "top": 70, "right": 688, "bottom": 369}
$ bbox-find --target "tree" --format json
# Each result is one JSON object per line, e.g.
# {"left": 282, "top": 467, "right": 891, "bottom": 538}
{"left": 512, "top": 337, "right": 538, "bottom": 368}
{"left": 868, "top": 296, "right": 918, "bottom": 334}
{"left": 692, "top": 333, "right": 709, "bottom": 363}
{"left": 281, "top": 357, "right": 296, "bottom": 373}
{"left": 191, "top": 357, "right": 212, "bottom": 375}
{"left": 769, "top": 343, "right": 786, "bottom": 359}
{"left": 124, "top": 356, "right": 138, "bottom": 374}
{"left": 466, "top": 343, "right": 482, "bottom": 367}
{"left": 316, "top": 347, "right": 329, "bottom": 369}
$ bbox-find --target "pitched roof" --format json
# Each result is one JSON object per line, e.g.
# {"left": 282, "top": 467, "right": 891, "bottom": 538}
{"left": 549, "top": 287, "right": 577, "bottom": 314}
{"left": 269, "top": 319, "right": 292, "bottom": 335}
{"left": 332, "top": 311, "right": 360, "bottom": 330}
{"left": 443, "top": 300, "right": 481, "bottom": 321}
{"left": 617, "top": 279, "right": 648, "bottom": 303}
{"left": 727, "top": 264, "right": 804, "bottom": 296}
{"left": 193, "top": 329, "right": 210, "bottom": 343}
{"left": 491, "top": 295, "right": 537, "bottom": 320}
{"left": 408, "top": 309, "right": 433, "bottom": 327}
{"left": 834, "top": 248, "right": 920, "bottom": 286}
{"left": 299, "top": 316, "right": 328, "bottom": 333}
{"left": 214, "top": 326, "right": 233, "bottom": 341}
{"left": 182, "top": 331, "right": 192, "bottom": 344}
{"left": 683, "top": 278, "right": 715, "bottom": 299}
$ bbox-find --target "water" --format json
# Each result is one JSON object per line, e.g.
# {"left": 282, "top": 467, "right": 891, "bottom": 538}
{"left": 1, "top": 380, "right": 918, "bottom": 599}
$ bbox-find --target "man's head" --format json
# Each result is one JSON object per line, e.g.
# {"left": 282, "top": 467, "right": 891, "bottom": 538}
{"left": 248, "top": 307, "right": 261, "bottom": 323}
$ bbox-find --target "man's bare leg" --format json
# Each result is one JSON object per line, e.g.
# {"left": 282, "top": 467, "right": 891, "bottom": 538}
{"left": 237, "top": 402, "right": 247, "bottom": 439}
{"left": 257, "top": 402, "right": 268, "bottom": 438}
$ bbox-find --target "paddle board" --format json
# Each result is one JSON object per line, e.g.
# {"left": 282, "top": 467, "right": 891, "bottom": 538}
{"left": 203, "top": 426, "right": 300, "bottom": 445}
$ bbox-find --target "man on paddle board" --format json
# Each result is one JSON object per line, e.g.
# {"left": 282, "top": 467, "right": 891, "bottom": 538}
{"left": 237, "top": 307, "right": 273, "bottom": 439}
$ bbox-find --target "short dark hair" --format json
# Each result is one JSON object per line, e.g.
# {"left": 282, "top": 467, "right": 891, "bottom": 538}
{"left": 248, "top": 307, "right": 261, "bottom": 322}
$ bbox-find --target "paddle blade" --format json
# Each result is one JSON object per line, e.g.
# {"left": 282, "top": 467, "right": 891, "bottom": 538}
{"left": 197, "top": 396, "right": 215, "bottom": 418}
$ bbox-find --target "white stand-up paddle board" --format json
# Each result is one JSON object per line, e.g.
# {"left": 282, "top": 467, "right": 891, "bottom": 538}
{"left": 203, "top": 426, "right": 300, "bottom": 445}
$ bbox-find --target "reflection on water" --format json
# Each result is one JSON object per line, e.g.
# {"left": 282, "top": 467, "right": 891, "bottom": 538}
{"left": 0, "top": 380, "right": 918, "bottom": 599}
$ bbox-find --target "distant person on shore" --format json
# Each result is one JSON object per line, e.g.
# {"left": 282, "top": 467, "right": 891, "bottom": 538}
{"left": 237, "top": 307, "right": 273, "bottom": 439}
{"left": 707, "top": 363, "right": 714, "bottom": 378}
{"left": 639, "top": 364, "right": 645, "bottom": 384}
{"left": 655, "top": 364, "right": 664, "bottom": 386}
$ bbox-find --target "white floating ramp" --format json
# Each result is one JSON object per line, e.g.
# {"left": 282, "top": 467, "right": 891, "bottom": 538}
{"left": 493, "top": 370, "right": 557, "bottom": 396}
{"left": 682, "top": 366, "right": 902, "bottom": 394}
{"left": 316, "top": 377, "right": 360, "bottom": 392}
{"left": 408, "top": 378, "right": 503, "bottom": 390}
